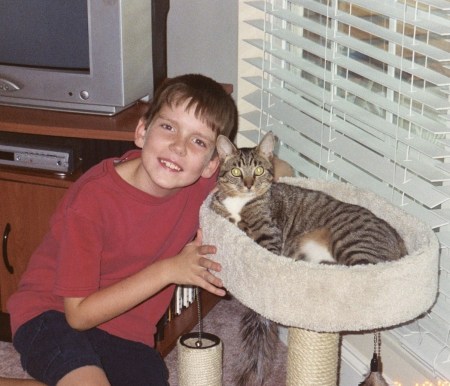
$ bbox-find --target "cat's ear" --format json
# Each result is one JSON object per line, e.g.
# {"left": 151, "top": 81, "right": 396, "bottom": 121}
{"left": 258, "top": 131, "right": 275, "bottom": 159}
{"left": 216, "top": 135, "right": 238, "bottom": 161}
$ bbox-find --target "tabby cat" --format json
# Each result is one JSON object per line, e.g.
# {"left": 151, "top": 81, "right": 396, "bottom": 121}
{"left": 210, "top": 131, "right": 407, "bottom": 386}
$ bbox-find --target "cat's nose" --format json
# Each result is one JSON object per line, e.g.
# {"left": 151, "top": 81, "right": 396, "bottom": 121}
{"left": 243, "top": 177, "right": 254, "bottom": 189}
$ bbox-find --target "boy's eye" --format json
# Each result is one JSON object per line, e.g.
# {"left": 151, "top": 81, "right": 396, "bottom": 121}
{"left": 231, "top": 168, "right": 242, "bottom": 177}
{"left": 193, "top": 138, "right": 206, "bottom": 148}
{"left": 161, "top": 123, "right": 173, "bottom": 131}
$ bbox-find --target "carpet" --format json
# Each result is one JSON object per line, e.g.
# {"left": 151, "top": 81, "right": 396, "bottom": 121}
{"left": 0, "top": 341, "right": 30, "bottom": 379}
{"left": 0, "top": 297, "right": 287, "bottom": 385}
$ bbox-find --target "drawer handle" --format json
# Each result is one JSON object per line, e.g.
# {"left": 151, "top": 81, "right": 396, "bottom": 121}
{"left": 2, "top": 223, "right": 14, "bottom": 274}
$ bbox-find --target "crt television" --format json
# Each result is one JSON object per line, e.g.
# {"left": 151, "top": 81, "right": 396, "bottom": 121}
{"left": 0, "top": 0, "right": 168, "bottom": 116}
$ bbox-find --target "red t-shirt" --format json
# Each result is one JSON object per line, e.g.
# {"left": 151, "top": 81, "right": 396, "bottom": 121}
{"left": 7, "top": 150, "right": 216, "bottom": 347}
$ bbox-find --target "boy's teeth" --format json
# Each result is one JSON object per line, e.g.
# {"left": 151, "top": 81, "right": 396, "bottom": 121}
{"left": 161, "top": 159, "right": 181, "bottom": 171}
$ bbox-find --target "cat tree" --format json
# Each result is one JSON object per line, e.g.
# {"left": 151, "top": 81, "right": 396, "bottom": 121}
{"left": 200, "top": 177, "right": 439, "bottom": 385}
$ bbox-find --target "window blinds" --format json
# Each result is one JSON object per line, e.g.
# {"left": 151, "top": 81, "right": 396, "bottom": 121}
{"left": 240, "top": 0, "right": 450, "bottom": 379}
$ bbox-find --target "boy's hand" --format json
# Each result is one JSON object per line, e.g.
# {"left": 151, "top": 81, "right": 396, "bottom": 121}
{"left": 170, "top": 229, "right": 226, "bottom": 297}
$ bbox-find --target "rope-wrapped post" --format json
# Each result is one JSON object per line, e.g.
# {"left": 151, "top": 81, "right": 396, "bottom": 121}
{"left": 177, "top": 332, "right": 223, "bottom": 386}
{"left": 287, "top": 328, "right": 339, "bottom": 386}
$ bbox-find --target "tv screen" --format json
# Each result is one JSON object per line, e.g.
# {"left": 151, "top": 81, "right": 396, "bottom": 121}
{"left": 0, "top": 0, "right": 168, "bottom": 115}
{"left": 0, "top": 1, "right": 89, "bottom": 71}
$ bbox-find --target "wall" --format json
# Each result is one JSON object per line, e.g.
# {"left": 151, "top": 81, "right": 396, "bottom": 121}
{"left": 167, "top": 0, "right": 238, "bottom": 97}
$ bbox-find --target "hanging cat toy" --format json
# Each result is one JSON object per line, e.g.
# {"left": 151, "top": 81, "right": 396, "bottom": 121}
{"left": 177, "top": 287, "right": 223, "bottom": 386}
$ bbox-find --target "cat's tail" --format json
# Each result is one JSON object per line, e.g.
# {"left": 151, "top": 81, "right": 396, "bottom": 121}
{"left": 236, "top": 308, "right": 279, "bottom": 386}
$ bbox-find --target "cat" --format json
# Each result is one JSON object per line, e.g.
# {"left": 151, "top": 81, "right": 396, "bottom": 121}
{"left": 210, "top": 131, "right": 407, "bottom": 386}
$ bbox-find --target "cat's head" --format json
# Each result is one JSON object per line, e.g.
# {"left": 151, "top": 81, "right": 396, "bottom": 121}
{"left": 215, "top": 131, "right": 275, "bottom": 196}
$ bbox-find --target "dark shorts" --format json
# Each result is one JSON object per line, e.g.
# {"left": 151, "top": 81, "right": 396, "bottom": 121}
{"left": 13, "top": 310, "right": 168, "bottom": 386}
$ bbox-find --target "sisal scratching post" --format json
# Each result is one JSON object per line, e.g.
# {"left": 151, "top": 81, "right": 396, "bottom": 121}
{"left": 287, "top": 328, "right": 339, "bottom": 386}
{"left": 200, "top": 177, "right": 440, "bottom": 385}
{"left": 178, "top": 332, "right": 222, "bottom": 386}
{"left": 177, "top": 288, "right": 223, "bottom": 386}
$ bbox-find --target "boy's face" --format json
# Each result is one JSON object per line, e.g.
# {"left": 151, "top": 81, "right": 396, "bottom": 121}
{"left": 133, "top": 100, "right": 219, "bottom": 197}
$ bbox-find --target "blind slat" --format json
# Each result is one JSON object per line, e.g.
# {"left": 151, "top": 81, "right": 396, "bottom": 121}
{"left": 392, "top": 329, "right": 450, "bottom": 379}
{"left": 244, "top": 55, "right": 449, "bottom": 137}
{"left": 246, "top": 36, "right": 450, "bottom": 111}
{"left": 418, "top": 0, "right": 450, "bottom": 10}
{"left": 248, "top": 0, "right": 450, "bottom": 61}
{"left": 245, "top": 85, "right": 450, "bottom": 185}
{"left": 246, "top": 6, "right": 450, "bottom": 85}
{"left": 243, "top": 77, "right": 449, "bottom": 160}
{"left": 334, "top": 12, "right": 450, "bottom": 61}
{"left": 243, "top": 94, "right": 450, "bottom": 208}
{"left": 344, "top": 0, "right": 450, "bottom": 36}
{"left": 242, "top": 110, "right": 448, "bottom": 228}
{"left": 295, "top": 0, "right": 450, "bottom": 60}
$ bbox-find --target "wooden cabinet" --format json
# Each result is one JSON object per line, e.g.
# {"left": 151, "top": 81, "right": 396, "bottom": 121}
{"left": 0, "top": 169, "right": 76, "bottom": 312}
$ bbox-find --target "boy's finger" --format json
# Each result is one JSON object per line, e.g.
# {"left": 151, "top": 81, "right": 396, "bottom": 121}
{"left": 198, "top": 244, "right": 216, "bottom": 256}
{"left": 199, "top": 256, "right": 221, "bottom": 271}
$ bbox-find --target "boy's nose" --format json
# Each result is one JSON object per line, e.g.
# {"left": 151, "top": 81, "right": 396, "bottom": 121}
{"left": 169, "top": 137, "right": 187, "bottom": 156}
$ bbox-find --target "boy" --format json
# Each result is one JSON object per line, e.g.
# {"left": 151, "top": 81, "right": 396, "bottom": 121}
{"left": 6, "top": 74, "right": 237, "bottom": 386}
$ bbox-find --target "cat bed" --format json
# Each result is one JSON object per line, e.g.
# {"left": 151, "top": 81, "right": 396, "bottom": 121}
{"left": 200, "top": 177, "right": 439, "bottom": 333}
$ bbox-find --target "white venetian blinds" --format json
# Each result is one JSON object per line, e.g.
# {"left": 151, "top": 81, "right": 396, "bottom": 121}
{"left": 239, "top": 0, "right": 450, "bottom": 379}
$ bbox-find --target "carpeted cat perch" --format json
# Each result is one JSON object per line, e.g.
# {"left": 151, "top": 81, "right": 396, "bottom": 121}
{"left": 200, "top": 177, "right": 440, "bottom": 386}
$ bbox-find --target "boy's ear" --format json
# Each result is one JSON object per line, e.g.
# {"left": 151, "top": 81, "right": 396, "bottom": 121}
{"left": 134, "top": 118, "right": 147, "bottom": 148}
{"left": 201, "top": 154, "right": 220, "bottom": 179}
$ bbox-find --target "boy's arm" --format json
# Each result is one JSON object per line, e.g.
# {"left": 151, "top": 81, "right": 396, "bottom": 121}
{"left": 64, "top": 233, "right": 225, "bottom": 331}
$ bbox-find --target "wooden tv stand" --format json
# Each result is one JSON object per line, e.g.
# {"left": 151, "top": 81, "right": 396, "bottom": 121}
{"left": 0, "top": 103, "right": 221, "bottom": 356}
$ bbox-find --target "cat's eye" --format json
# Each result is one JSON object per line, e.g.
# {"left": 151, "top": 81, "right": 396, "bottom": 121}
{"left": 231, "top": 168, "right": 242, "bottom": 177}
{"left": 254, "top": 166, "right": 264, "bottom": 176}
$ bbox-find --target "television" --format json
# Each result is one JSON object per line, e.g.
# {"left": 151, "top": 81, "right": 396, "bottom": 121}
{"left": 0, "top": 0, "right": 169, "bottom": 116}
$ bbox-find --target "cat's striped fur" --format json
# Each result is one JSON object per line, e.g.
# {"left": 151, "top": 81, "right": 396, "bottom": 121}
{"left": 210, "top": 131, "right": 407, "bottom": 386}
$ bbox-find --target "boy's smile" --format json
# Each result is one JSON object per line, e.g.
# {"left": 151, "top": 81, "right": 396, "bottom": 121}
{"left": 159, "top": 158, "right": 182, "bottom": 172}
{"left": 117, "top": 100, "right": 220, "bottom": 198}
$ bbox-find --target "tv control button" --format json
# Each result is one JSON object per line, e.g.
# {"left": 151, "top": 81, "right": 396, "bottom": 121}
{"left": 80, "top": 90, "right": 90, "bottom": 100}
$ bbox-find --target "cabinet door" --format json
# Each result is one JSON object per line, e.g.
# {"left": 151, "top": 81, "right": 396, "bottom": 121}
{"left": 0, "top": 178, "right": 68, "bottom": 312}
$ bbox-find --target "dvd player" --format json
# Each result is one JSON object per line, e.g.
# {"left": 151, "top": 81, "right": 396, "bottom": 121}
{"left": 0, "top": 133, "right": 81, "bottom": 174}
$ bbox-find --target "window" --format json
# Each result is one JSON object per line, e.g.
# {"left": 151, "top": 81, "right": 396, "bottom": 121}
{"left": 239, "top": 0, "right": 450, "bottom": 379}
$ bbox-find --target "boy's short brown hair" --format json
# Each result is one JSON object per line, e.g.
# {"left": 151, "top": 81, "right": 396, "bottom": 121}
{"left": 143, "top": 74, "right": 238, "bottom": 140}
